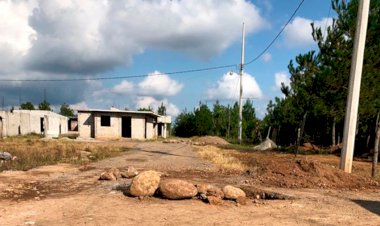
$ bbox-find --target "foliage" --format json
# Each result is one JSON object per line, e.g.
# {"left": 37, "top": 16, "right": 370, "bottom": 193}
{"left": 173, "top": 100, "right": 260, "bottom": 143}
{"left": 138, "top": 107, "right": 153, "bottom": 111}
{"left": 157, "top": 102, "right": 167, "bottom": 115}
{"left": 38, "top": 100, "right": 51, "bottom": 111}
{"left": 60, "top": 103, "right": 75, "bottom": 117}
{"left": 20, "top": 102, "right": 35, "bottom": 110}
{"left": 263, "top": 0, "right": 380, "bottom": 153}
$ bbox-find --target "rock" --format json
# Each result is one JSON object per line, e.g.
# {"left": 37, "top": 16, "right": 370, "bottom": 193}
{"left": 159, "top": 179, "right": 198, "bottom": 200}
{"left": 196, "top": 183, "right": 224, "bottom": 199}
{"left": 253, "top": 138, "right": 277, "bottom": 151}
{"left": 129, "top": 170, "right": 161, "bottom": 197}
{"left": 236, "top": 196, "right": 248, "bottom": 205}
{"left": 222, "top": 185, "right": 246, "bottom": 200}
{"left": 207, "top": 196, "right": 224, "bottom": 205}
{"left": 121, "top": 166, "right": 139, "bottom": 178}
{"left": 99, "top": 171, "right": 117, "bottom": 181}
{"left": 99, "top": 168, "right": 121, "bottom": 181}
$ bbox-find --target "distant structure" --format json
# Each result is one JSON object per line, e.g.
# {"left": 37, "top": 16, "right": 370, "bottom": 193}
{"left": 77, "top": 108, "right": 171, "bottom": 140}
{"left": 0, "top": 110, "right": 68, "bottom": 138}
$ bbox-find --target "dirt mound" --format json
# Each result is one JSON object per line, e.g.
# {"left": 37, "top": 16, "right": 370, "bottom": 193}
{"left": 240, "top": 154, "right": 379, "bottom": 189}
{"left": 193, "top": 136, "right": 229, "bottom": 145}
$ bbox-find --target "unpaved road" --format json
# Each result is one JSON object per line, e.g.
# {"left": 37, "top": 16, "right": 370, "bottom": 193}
{"left": 0, "top": 141, "right": 379, "bottom": 226}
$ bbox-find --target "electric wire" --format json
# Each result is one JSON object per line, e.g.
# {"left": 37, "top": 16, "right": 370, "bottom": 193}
{"left": 0, "top": 0, "right": 305, "bottom": 83}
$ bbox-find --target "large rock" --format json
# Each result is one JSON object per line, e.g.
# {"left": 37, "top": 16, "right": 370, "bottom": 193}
{"left": 222, "top": 185, "right": 246, "bottom": 200}
{"left": 121, "top": 166, "right": 139, "bottom": 178}
{"left": 159, "top": 179, "right": 198, "bottom": 200}
{"left": 129, "top": 170, "right": 161, "bottom": 197}
{"left": 196, "top": 183, "right": 224, "bottom": 199}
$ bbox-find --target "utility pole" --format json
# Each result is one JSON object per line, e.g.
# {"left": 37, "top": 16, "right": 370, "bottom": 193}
{"left": 340, "top": 0, "right": 370, "bottom": 173}
{"left": 238, "top": 22, "right": 245, "bottom": 145}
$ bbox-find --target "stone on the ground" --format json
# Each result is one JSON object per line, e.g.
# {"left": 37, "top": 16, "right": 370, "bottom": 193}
{"left": 121, "top": 166, "right": 139, "bottom": 178}
{"left": 253, "top": 138, "right": 277, "bottom": 151}
{"left": 222, "top": 185, "right": 246, "bottom": 200}
{"left": 159, "top": 179, "right": 198, "bottom": 200}
{"left": 207, "top": 196, "right": 224, "bottom": 205}
{"left": 129, "top": 170, "right": 161, "bottom": 197}
{"left": 99, "top": 168, "right": 121, "bottom": 181}
{"left": 196, "top": 183, "right": 224, "bottom": 199}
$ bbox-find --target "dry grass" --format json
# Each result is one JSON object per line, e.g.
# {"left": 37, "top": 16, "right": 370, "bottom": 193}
{"left": 196, "top": 145, "right": 246, "bottom": 172}
{"left": 0, "top": 134, "right": 126, "bottom": 172}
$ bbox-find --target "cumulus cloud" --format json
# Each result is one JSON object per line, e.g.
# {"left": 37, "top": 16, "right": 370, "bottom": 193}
{"left": 273, "top": 71, "right": 290, "bottom": 90}
{"left": 0, "top": 0, "right": 267, "bottom": 108}
{"left": 283, "top": 16, "right": 333, "bottom": 47}
{"left": 93, "top": 72, "right": 182, "bottom": 115}
{"left": 207, "top": 72, "right": 263, "bottom": 100}
{"left": 137, "top": 71, "right": 183, "bottom": 97}
{"left": 1, "top": 0, "right": 268, "bottom": 75}
{"left": 135, "top": 96, "right": 180, "bottom": 116}
{"left": 111, "top": 80, "right": 134, "bottom": 94}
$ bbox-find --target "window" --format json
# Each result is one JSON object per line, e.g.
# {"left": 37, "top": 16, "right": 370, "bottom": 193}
{"left": 100, "top": 115, "right": 111, "bottom": 127}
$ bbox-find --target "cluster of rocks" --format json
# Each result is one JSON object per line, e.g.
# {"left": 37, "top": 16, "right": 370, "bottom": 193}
{"left": 100, "top": 169, "right": 247, "bottom": 205}
{"left": 99, "top": 166, "right": 139, "bottom": 181}
{"left": 163, "top": 139, "right": 206, "bottom": 146}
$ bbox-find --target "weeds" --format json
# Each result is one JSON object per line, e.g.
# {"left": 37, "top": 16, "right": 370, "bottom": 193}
{"left": 196, "top": 145, "right": 246, "bottom": 172}
{"left": 0, "top": 136, "right": 125, "bottom": 172}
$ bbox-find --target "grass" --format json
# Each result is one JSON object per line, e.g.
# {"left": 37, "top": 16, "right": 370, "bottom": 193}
{"left": 0, "top": 135, "right": 126, "bottom": 172}
{"left": 195, "top": 145, "right": 247, "bottom": 172}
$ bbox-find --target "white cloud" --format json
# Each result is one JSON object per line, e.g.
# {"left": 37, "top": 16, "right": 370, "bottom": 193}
{"left": 283, "top": 16, "right": 333, "bottom": 48}
{"left": 70, "top": 101, "right": 89, "bottom": 111}
{"left": 135, "top": 96, "right": 180, "bottom": 116}
{"left": 137, "top": 71, "right": 183, "bottom": 97}
{"left": 273, "top": 71, "right": 290, "bottom": 90}
{"left": 207, "top": 72, "right": 263, "bottom": 100}
{"left": 0, "top": 0, "right": 268, "bottom": 75}
{"left": 111, "top": 80, "right": 134, "bottom": 94}
{"left": 262, "top": 52, "right": 272, "bottom": 62}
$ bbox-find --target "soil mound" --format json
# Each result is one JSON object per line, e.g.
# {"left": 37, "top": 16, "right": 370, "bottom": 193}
{"left": 193, "top": 136, "right": 229, "bottom": 145}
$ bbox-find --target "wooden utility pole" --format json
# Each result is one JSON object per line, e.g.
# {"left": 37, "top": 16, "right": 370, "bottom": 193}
{"left": 340, "top": 0, "right": 370, "bottom": 173}
{"left": 238, "top": 23, "right": 245, "bottom": 144}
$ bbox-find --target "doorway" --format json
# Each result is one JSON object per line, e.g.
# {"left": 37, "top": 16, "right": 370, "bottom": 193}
{"left": 40, "top": 117, "right": 45, "bottom": 133}
{"left": 122, "top": 116, "right": 131, "bottom": 138}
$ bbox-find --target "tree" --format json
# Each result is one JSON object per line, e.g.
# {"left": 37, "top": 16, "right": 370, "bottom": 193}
{"left": 138, "top": 107, "right": 153, "bottom": 111}
{"left": 20, "top": 102, "right": 35, "bottom": 110}
{"left": 60, "top": 103, "right": 74, "bottom": 117}
{"left": 194, "top": 103, "right": 213, "bottom": 136}
{"left": 157, "top": 103, "right": 167, "bottom": 115}
{"left": 38, "top": 100, "right": 51, "bottom": 111}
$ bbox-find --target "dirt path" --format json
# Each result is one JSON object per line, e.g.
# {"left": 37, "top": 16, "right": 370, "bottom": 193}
{"left": 0, "top": 141, "right": 379, "bottom": 226}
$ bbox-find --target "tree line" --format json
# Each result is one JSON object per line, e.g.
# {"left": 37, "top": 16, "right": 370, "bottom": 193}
{"left": 19, "top": 101, "right": 74, "bottom": 117}
{"left": 173, "top": 0, "right": 379, "bottom": 154}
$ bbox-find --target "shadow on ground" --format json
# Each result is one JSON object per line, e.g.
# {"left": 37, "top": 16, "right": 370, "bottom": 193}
{"left": 352, "top": 199, "right": 380, "bottom": 216}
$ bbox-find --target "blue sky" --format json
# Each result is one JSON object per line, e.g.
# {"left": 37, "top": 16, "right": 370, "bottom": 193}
{"left": 0, "top": 0, "right": 335, "bottom": 118}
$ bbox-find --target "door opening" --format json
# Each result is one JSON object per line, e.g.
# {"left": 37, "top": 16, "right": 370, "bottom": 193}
{"left": 122, "top": 116, "right": 131, "bottom": 138}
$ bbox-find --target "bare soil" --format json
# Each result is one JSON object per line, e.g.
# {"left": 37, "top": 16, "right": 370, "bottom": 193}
{"left": 0, "top": 140, "right": 379, "bottom": 226}
{"left": 193, "top": 136, "right": 230, "bottom": 145}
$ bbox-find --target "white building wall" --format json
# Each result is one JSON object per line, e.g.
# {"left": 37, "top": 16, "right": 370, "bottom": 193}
{"left": 0, "top": 110, "right": 68, "bottom": 138}
{"left": 78, "top": 112, "right": 93, "bottom": 138}
{"left": 94, "top": 114, "right": 121, "bottom": 138}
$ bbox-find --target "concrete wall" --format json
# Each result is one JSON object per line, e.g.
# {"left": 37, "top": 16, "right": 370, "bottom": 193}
{"left": 0, "top": 110, "right": 68, "bottom": 138}
{"left": 77, "top": 111, "right": 159, "bottom": 140}
{"left": 94, "top": 113, "right": 121, "bottom": 138}
{"left": 78, "top": 112, "right": 93, "bottom": 138}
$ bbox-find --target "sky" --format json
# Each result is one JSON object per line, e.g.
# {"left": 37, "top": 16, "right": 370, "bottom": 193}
{"left": 0, "top": 0, "right": 335, "bottom": 118}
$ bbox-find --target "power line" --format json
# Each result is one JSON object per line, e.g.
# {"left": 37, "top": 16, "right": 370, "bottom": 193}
{"left": 245, "top": 0, "right": 305, "bottom": 66}
{"left": 0, "top": 0, "right": 305, "bottom": 83}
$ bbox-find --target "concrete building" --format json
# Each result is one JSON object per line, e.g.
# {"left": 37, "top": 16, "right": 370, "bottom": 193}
{"left": 0, "top": 110, "right": 68, "bottom": 138}
{"left": 77, "top": 108, "right": 171, "bottom": 140}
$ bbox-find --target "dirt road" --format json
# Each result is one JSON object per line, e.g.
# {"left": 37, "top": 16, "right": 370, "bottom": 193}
{"left": 0, "top": 141, "right": 379, "bottom": 226}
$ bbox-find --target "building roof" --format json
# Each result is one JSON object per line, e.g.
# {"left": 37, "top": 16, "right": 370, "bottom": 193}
{"left": 77, "top": 109, "right": 161, "bottom": 118}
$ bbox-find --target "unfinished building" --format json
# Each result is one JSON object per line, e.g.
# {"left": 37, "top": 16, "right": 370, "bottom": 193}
{"left": 77, "top": 108, "right": 171, "bottom": 140}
